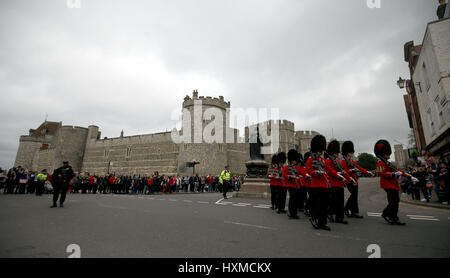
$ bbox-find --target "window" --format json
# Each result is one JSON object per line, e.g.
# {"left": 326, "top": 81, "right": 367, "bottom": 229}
{"left": 104, "top": 149, "right": 109, "bottom": 157}
{"left": 218, "top": 144, "right": 223, "bottom": 152}
{"left": 427, "top": 108, "right": 435, "bottom": 135}
{"left": 434, "top": 96, "right": 444, "bottom": 127}
{"left": 184, "top": 144, "right": 188, "bottom": 151}
{"left": 422, "top": 62, "right": 431, "bottom": 92}
{"left": 126, "top": 147, "right": 132, "bottom": 158}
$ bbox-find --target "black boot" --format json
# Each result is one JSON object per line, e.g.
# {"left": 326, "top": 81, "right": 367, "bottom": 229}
{"left": 335, "top": 218, "right": 348, "bottom": 224}
{"left": 50, "top": 203, "right": 57, "bottom": 208}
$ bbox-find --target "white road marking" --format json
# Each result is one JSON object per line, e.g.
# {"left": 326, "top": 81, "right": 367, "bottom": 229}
{"left": 409, "top": 217, "right": 439, "bottom": 221}
{"left": 183, "top": 200, "right": 193, "bottom": 203}
{"left": 156, "top": 198, "right": 166, "bottom": 201}
{"left": 232, "top": 204, "right": 250, "bottom": 207}
{"left": 197, "top": 201, "right": 210, "bottom": 204}
{"left": 138, "top": 197, "right": 144, "bottom": 199}
{"left": 406, "top": 215, "right": 434, "bottom": 218}
{"left": 224, "top": 221, "right": 276, "bottom": 230}
{"left": 169, "top": 199, "right": 178, "bottom": 202}
{"left": 217, "top": 202, "right": 233, "bottom": 205}
{"left": 98, "top": 204, "right": 127, "bottom": 210}
{"left": 367, "top": 212, "right": 382, "bottom": 217}
{"left": 253, "top": 205, "right": 271, "bottom": 209}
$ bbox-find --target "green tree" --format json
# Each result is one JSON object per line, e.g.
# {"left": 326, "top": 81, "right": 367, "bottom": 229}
{"left": 356, "top": 153, "right": 378, "bottom": 171}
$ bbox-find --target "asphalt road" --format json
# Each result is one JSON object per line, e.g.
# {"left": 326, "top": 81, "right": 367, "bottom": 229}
{"left": 0, "top": 178, "right": 449, "bottom": 258}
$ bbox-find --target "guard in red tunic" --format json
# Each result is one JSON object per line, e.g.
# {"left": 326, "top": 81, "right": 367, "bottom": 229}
{"left": 303, "top": 152, "right": 312, "bottom": 216}
{"left": 276, "top": 152, "right": 288, "bottom": 214}
{"left": 325, "top": 140, "right": 351, "bottom": 224}
{"left": 374, "top": 139, "right": 412, "bottom": 225}
{"left": 341, "top": 141, "right": 374, "bottom": 218}
{"left": 283, "top": 150, "right": 301, "bottom": 219}
{"left": 267, "top": 154, "right": 282, "bottom": 210}
{"left": 296, "top": 152, "right": 308, "bottom": 214}
{"left": 306, "top": 135, "right": 331, "bottom": 231}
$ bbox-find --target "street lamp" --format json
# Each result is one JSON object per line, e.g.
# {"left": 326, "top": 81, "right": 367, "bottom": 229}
{"left": 397, "top": 77, "right": 406, "bottom": 89}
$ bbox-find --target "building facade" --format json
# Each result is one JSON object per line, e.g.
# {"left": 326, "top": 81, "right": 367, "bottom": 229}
{"left": 408, "top": 18, "right": 450, "bottom": 163}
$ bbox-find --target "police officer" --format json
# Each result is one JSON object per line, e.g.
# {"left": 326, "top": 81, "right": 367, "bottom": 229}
{"left": 36, "top": 169, "right": 48, "bottom": 196}
{"left": 220, "top": 166, "right": 232, "bottom": 199}
{"left": 51, "top": 161, "right": 75, "bottom": 208}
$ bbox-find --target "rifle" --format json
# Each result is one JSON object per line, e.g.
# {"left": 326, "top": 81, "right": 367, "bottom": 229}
{"left": 311, "top": 153, "right": 330, "bottom": 188}
{"left": 377, "top": 156, "right": 412, "bottom": 180}
{"left": 325, "top": 152, "right": 351, "bottom": 186}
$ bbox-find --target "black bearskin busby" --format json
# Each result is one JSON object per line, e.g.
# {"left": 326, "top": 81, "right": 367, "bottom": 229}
{"left": 271, "top": 154, "right": 278, "bottom": 165}
{"left": 277, "top": 152, "right": 287, "bottom": 164}
{"left": 304, "top": 152, "right": 311, "bottom": 162}
{"left": 374, "top": 139, "right": 392, "bottom": 157}
{"left": 297, "top": 152, "right": 304, "bottom": 166}
{"left": 342, "top": 141, "right": 355, "bottom": 156}
{"left": 327, "top": 140, "right": 340, "bottom": 155}
{"left": 310, "top": 135, "right": 327, "bottom": 153}
{"left": 288, "top": 149, "right": 299, "bottom": 163}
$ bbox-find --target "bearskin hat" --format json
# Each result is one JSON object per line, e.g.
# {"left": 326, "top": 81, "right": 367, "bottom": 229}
{"left": 288, "top": 149, "right": 299, "bottom": 163}
{"left": 297, "top": 152, "right": 304, "bottom": 166}
{"left": 271, "top": 154, "right": 278, "bottom": 165}
{"left": 374, "top": 139, "right": 392, "bottom": 157}
{"left": 311, "top": 135, "right": 327, "bottom": 153}
{"left": 277, "top": 152, "right": 287, "bottom": 164}
{"left": 327, "top": 140, "right": 340, "bottom": 155}
{"left": 342, "top": 141, "right": 355, "bottom": 155}
{"left": 304, "top": 152, "right": 311, "bottom": 162}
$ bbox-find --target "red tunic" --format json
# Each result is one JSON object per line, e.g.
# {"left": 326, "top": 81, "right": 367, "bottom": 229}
{"left": 325, "top": 158, "right": 349, "bottom": 188}
{"left": 296, "top": 166, "right": 307, "bottom": 188}
{"left": 267, "top": 166, "right": 283, "bottom": 186}
{"left": 376, "top": 160, "right": 408, "bottom": 191}
{"left": 341, "top": 159, "right": 369, "bottom": 186}
{"left": 282, "top": 165, "right": 299, "bottom": 189}
{"left": 306, "top": 157, "right": 329, "bottom": 189}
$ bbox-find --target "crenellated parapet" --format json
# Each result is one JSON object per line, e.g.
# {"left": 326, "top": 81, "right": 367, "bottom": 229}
{"left": 182, "top": 90, "right": 230, "bottom": 110}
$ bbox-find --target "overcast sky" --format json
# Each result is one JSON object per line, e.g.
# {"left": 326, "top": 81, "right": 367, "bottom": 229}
{"left": 0, "top": 0, "right": 439, "bottom": 169}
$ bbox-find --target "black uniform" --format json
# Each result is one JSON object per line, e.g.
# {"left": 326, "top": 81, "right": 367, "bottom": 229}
{"left": 51, "top": 164, "right": 75, "bottom": 207}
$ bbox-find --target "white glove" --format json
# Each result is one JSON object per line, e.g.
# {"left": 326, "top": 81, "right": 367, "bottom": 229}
{"left": 411, "top": 177, "right": 419, "bottom": 183}
{"left": 337, "top": 174, "right": 345, "bottom": 181}
{"left": 395, "top": 171, "right": 403, "bottom": 176}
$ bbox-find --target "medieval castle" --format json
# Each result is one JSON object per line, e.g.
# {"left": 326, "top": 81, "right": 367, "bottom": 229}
{"left": 14, "top": 91, "right": 321, "bottom": 176}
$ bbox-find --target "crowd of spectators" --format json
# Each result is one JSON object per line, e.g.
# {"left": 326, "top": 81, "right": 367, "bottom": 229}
{"left": 0, "top": 167, "right": 245, "bottom": 196}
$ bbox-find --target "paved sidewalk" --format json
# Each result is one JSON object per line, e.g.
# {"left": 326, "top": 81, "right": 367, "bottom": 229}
{"left": 400, "top": 192, "right": 450, "bottom": 210}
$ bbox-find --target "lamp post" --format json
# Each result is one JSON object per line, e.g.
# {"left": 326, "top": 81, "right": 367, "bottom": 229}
{"left": 397, "top": 77, "right": 406, "bottom": 89}
{"left": 186, "top": 160, "right": 200, "bottom": 176}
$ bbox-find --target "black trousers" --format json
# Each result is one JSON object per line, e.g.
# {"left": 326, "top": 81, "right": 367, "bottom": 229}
{"left": 277, "top": 187, "right": 287, "bottom": 212}
{"left": 222, "top": 180, "right": 230, "bottom": 198}
{"left": 270, "top": 186, "right": 278, "bottom": 208}
{"left": 330, "top": 187, "right": 345, "bottom": 219}
{"left": 35, "top": 181, "right": 44, "bottom": 196}
{"left": 310, "top": 188, "right": 330, "bottom": 227}
{"left": 344, "top": 184, "right": 360, "bottom": 215}
{"left": 298, "top": 187, "right": 307, "bottom": 211}
{"left": 53, "top": 184, "right": 69, "bottom": 205}
{"left": 288, "top": 187, "right": 299, "bottom": 217}
{"left": 383, "top": 189, "right": 400, "bottom": 221}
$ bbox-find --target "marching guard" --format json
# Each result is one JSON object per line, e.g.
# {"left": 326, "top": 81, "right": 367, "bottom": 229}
{"left": 374, "top": 139, "right": 416, "bottom": 225}
{"left": 268, "top": 154, "right": 283, "bottom": 210}
{"left": 325, "top": 140, "right": 352, "bottom": 224}
{"left": 306, "top": 135, "right": 331, "bottom": 231}
{"left": 283, "top": 150, "right": 301, "bottom": 219}
{"left": 341, "top": 141, "right": 374, "bottom": 218}
{"left": 276, "top": 152, "right": 288, "bottom": 214}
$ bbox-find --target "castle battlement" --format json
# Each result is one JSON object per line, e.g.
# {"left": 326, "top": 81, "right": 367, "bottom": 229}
{"left": 183, "top": 90, "right": 230, "bottom": 109}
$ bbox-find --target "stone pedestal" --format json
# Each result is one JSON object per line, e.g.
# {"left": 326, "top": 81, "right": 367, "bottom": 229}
{"left": 233, "top": 160, "right": 270, "bottom": 199}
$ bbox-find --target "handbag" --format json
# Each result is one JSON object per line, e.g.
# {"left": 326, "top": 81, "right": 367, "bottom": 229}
{"left": 426, "top": 182, "right": 433, "bottom": 188}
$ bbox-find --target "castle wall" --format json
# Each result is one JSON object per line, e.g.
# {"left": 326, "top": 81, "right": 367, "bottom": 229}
{"left": 14, "top": 136, "right": 42, "bottom": 170}
{"left": 227, "top": 143, "right": 250, "bottom": 175}
{"left": 81, "top": 132, "right": 179, "bottom": 176}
